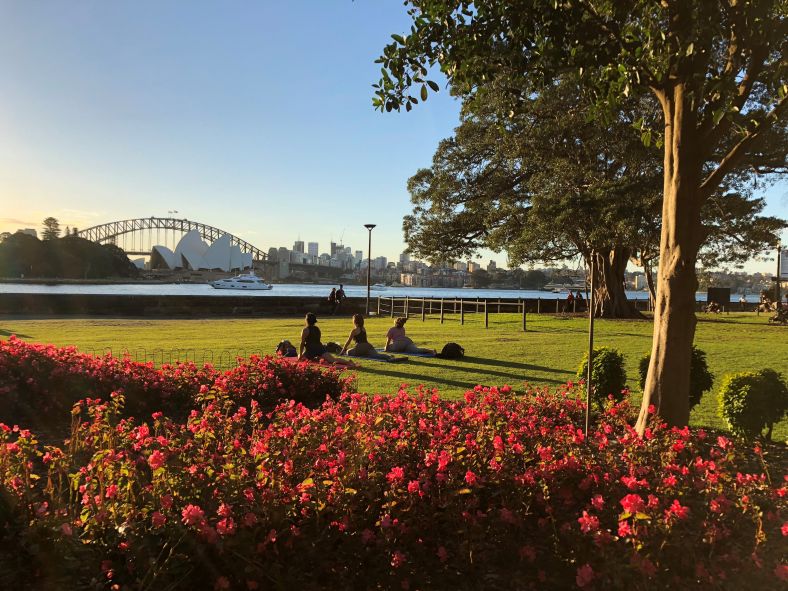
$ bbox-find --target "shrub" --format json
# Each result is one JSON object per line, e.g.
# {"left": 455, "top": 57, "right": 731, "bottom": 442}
{"left": 577, "top": 347, "right": 627, "bottom": 409}
{"left": 0, "top": 337, "right": 353, "bottom": 438}
{"left": 0, "top": 386, "right": 785, "bottom": 590}
{"left": 718, "top": 369, "right": 788, "bottom": 440}
{"left": 638, "top": 346, "right": 714, "bottom": 411}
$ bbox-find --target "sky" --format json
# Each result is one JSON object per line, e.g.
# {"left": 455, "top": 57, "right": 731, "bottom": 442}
{"left": 0, "top": 1, "right": 785, "bottom": 272}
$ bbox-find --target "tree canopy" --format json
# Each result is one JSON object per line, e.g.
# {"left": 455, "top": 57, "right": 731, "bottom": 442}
{"left": 0, "top": 233, "right": 138, "bottom": 279}
{"left": 375, "top": 0, "right": 787, "bottom": 430}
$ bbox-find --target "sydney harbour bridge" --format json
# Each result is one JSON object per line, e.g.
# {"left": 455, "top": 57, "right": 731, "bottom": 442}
{"left": 76, "top": 217, "right": 345, "bottom": 279}
{"left": 77, "top": 217, "right": 268, "bottom": 262}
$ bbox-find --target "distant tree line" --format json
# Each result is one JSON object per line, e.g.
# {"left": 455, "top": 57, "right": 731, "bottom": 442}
{"left": 0, "top": 225, "right": 138, "bottom": 279}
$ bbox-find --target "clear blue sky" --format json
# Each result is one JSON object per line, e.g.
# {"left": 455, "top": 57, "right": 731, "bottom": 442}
{"left": 0, "top": 1, "right": 785, "bottom": 271}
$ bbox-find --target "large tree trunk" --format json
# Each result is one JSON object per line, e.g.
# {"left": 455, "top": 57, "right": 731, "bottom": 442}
{"left": 589, "top": 247, "right": 644, "bottom": 319}
{"left": 636, "top": 84, "right": 704, "bottom": 434}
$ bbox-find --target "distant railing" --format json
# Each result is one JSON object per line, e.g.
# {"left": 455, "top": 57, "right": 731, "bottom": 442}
{"left": 376, "top": 295, "right": 660, "bottom": 330}
{"left": 79, "top": 348, "right": 266, "bottom": 370}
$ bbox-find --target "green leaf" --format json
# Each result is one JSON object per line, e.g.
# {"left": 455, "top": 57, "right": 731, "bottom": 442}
{"left": 685, "top": 43, "right": 694, "bottom": 56}
{"left": 421, "top": 85, "right": 428, "bottom": 101}
{"left": 392, "top": 34, "right": 405, "bottom": 44}
{"left": 427, "top": 80, "right": 439, "bottom": 92}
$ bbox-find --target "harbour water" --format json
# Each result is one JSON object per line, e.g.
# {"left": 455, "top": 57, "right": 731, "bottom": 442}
{"left": 0, "top": 282, "right": 761, "bottom": 302}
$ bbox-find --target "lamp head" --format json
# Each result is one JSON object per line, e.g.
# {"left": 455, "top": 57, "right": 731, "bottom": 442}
{"left": 364, "top": 224, "right": 377, "bottom": 231}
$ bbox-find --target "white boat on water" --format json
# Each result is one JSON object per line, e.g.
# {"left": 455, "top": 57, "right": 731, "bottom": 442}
{"left": 210, "top": 273, "right": 273, "bottom": 290}
{"left": 370, "top": 283, "right": 387, "bottom": 291}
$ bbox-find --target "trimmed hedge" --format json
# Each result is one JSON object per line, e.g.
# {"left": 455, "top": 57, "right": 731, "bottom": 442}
{"left": 577, "top": 347, "right": 627, "bottom": 409}
{"left": 718, "top": 369, "right": 788, "bottom": 440}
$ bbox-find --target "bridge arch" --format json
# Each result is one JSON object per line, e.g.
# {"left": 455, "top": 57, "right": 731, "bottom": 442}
{"left": 77, "top": 217, "right": 267, "bottom": 261}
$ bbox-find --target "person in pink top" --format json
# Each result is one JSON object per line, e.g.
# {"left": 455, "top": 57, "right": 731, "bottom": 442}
{"left": 384, "top": 317, "right": 437, "bottom": 355}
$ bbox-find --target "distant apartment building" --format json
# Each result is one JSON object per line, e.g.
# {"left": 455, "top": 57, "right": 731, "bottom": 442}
{"left": 487, "top": 260, "right": 497, "bottom": 272}
{"left": 399, "top": 252, "right": 410, "bottom": 264}
{"left": 308, "top": 242, "right": 319, "bottom": 257}
{"left": 468, "top": 261, "right": 481, "bottom": 273}
{"left": 373, "top": 256, "right": 388, "bottom": 270}
{"left": 293, "top": 240, "right": 304, "bottom": 253}
{"left": 354, "top": 250, "right": 363, "bottom": 265}
{"left": 454, "top": 261, "right": 466, "bottom": 271}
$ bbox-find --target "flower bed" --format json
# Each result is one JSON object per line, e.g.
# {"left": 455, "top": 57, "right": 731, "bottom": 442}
{"left": 0, "top": 337, "right": 352, "bottom": 435}
{"left": 1, "top": 379, "right": 785, "bottom": 590}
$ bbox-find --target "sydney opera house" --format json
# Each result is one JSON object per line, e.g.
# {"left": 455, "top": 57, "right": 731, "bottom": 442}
{"left": 150, "top": 229, "right": 253, "bottom": 272}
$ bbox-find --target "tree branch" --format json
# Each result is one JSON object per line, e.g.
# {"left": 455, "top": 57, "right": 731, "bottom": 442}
{"left": 699, "top": 93, "right": 788, "bottom": 196}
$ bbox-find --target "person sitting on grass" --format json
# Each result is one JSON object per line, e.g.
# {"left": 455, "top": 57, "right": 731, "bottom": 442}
{"left": 341, "top": 314, "right": 407, "bottom": 362}
{"left": 299, "top": 312, "right": 358, "bottom": 367}
{"left": 384, "top": 317, "right": 437, "bottom": 356}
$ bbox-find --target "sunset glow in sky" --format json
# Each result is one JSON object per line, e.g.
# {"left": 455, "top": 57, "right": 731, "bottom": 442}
{"left": 0, "top": 1, "right": 785, "bottom": 271}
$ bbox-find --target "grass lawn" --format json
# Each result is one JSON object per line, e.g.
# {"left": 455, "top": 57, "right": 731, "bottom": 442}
{"left": 2, "top": 311, "right": 786, "bottom": 439}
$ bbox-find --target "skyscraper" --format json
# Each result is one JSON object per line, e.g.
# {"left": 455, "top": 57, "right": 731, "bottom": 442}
{"left": 293, "top": 240, "right": 304, "bottom": 253}
{"left": 308, "top": 242, "right": 319, "bottom": 257}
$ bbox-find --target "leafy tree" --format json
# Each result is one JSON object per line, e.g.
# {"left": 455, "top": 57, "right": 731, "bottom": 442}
{"left": 42, "top": 217, "right": 61, "bottom": 241}
{"left": 469, "top": 268, "right": 491, "bottom": 288}
{"left": 405, "top": 79, "right": 662, "bottom": 317}
{"left": 375, "top": 0, "right": 788, "bottom": 431}
{"left": 0, "top": 234, "right": 137, "bottom": 279}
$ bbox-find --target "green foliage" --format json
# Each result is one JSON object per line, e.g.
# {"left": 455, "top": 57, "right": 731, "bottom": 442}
{"left": 41, "top": 217, "right": 61, "bottom": 241}
{"left": 639, "top": 347, "right": 714, "bottom": 411}
{"left": 0, "top": 233, "right": 138, "bottom": 279}
{"left": 718, "top": 369, "right": 788, "bottom": 441}
{"left": 577, "top": 347, "right": 627, "bottom": 409}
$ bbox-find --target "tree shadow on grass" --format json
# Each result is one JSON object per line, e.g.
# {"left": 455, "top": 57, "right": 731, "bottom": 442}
{"left": 0, "top": 329, "right": 31, "bottom": 339}
{"left": 402, "top": 358, "right": 571, "bottom": 383}
{"left": 459, "top": 356, "right": 568, "bottom": 375}
{"left": 358, "top": 363, "right": 567, "bottom": 391}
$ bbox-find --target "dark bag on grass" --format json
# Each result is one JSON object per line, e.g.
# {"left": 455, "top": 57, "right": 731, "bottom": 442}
{"left": 437, "top": 342, "right": 465, "bottom": 360}
{"left": 325, "top": 342, "right": 342, "bottom": 354}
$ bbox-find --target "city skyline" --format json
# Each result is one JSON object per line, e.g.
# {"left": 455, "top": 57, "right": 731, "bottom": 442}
{"left": 1, "top": 2, "right": 785, "bottom": 273}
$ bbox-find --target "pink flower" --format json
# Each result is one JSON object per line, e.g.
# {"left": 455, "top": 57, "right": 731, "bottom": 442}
{"left": 775, "top": 564, "right": 788, "bottom": 582}
{"left": 105, "top": 484, "right": 118, "bottom": 499}
{"left": 437, "top": 546, "right": 448, "bottom": 562}
{"left": 576, "top": 563, "right": 594, "bottom": 587}
{"left": 216, "top": 517, "right": 236, "bottom": 536}
{"left": 591, "top": 494, "right": 604, "bottom": 511}
{"left": 407, "top": 480, "right": 420, "bottom": 494}
{"left": 618, "top": 520, "right": 632, "bottom": 537}
{"left": 664, "top": 499, "right": 690, "bottom": 521}
{"left": 60, "top": 523, "right": 73, "bottom": 537}
{"left": 465, "top": 470, "right": 478, "bottom": 486}
{"left": 391, "top": 550, "right": 407, "bottom": 568}
{"left": 578, "top": 511, "right": 600, "bottom": 533}
{"left": 214, "top": 576, "right": 230, "bottom": 590}
{"left": 148, "top": 450, "right": 166, "bottom": 470}
{"left": 181, "top": 504, "right": 206, "bottom": 526}
{"left": 620, "top": 494, "right": 645, "bottom": 514}
{"left": 151, "top": 511, "right": 166, "bottom": 528}
{"left": 387, "top": 466, "right": 405, "bottom": 484}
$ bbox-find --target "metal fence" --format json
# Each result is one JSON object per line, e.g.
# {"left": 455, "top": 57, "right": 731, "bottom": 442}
{"left": 376, "top": 295, "right": 661, "bottom": 330}
{"left": 79, "top": 348, "right": 266, "bottom": 370}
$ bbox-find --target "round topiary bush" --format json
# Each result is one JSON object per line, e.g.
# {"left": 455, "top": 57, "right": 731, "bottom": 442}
{"left": 577, "top": 347, "right": 627, "bottom": 409}
{"left": 718, "top": 369, "right": 788, "bottom": 440}
{"left": 638, "top": 346, "right": 714, "bottom": 411}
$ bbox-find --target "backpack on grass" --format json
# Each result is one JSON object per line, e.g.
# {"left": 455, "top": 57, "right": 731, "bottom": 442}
{"left": 437, "top": 342, "right": 465, "bottom": 360}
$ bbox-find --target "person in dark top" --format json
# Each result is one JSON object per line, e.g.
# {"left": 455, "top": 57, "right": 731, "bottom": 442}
{"left": 336, "top": 284, "right": 346, "bottom": 302}
{"left": 327, "top": 288, "right": 338, "bottom": 314}
{"left": 275, "top": 340, "right": 297, "bottom": 357}
{"left": 341, "top": 314, "right": 405, "bottom": 361}
{"left": 299, "top": 312, "right": 357, "bottom": 367}
{"left": 575, "top": 291, "right": 585, "bottom": 311}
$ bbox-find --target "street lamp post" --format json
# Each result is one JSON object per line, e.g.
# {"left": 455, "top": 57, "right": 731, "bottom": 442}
{"left": 364, "top": 224, "right": 376, "bottom": 315}
{"left": 776, "top": 241, "right": 783, "bottom": 307}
